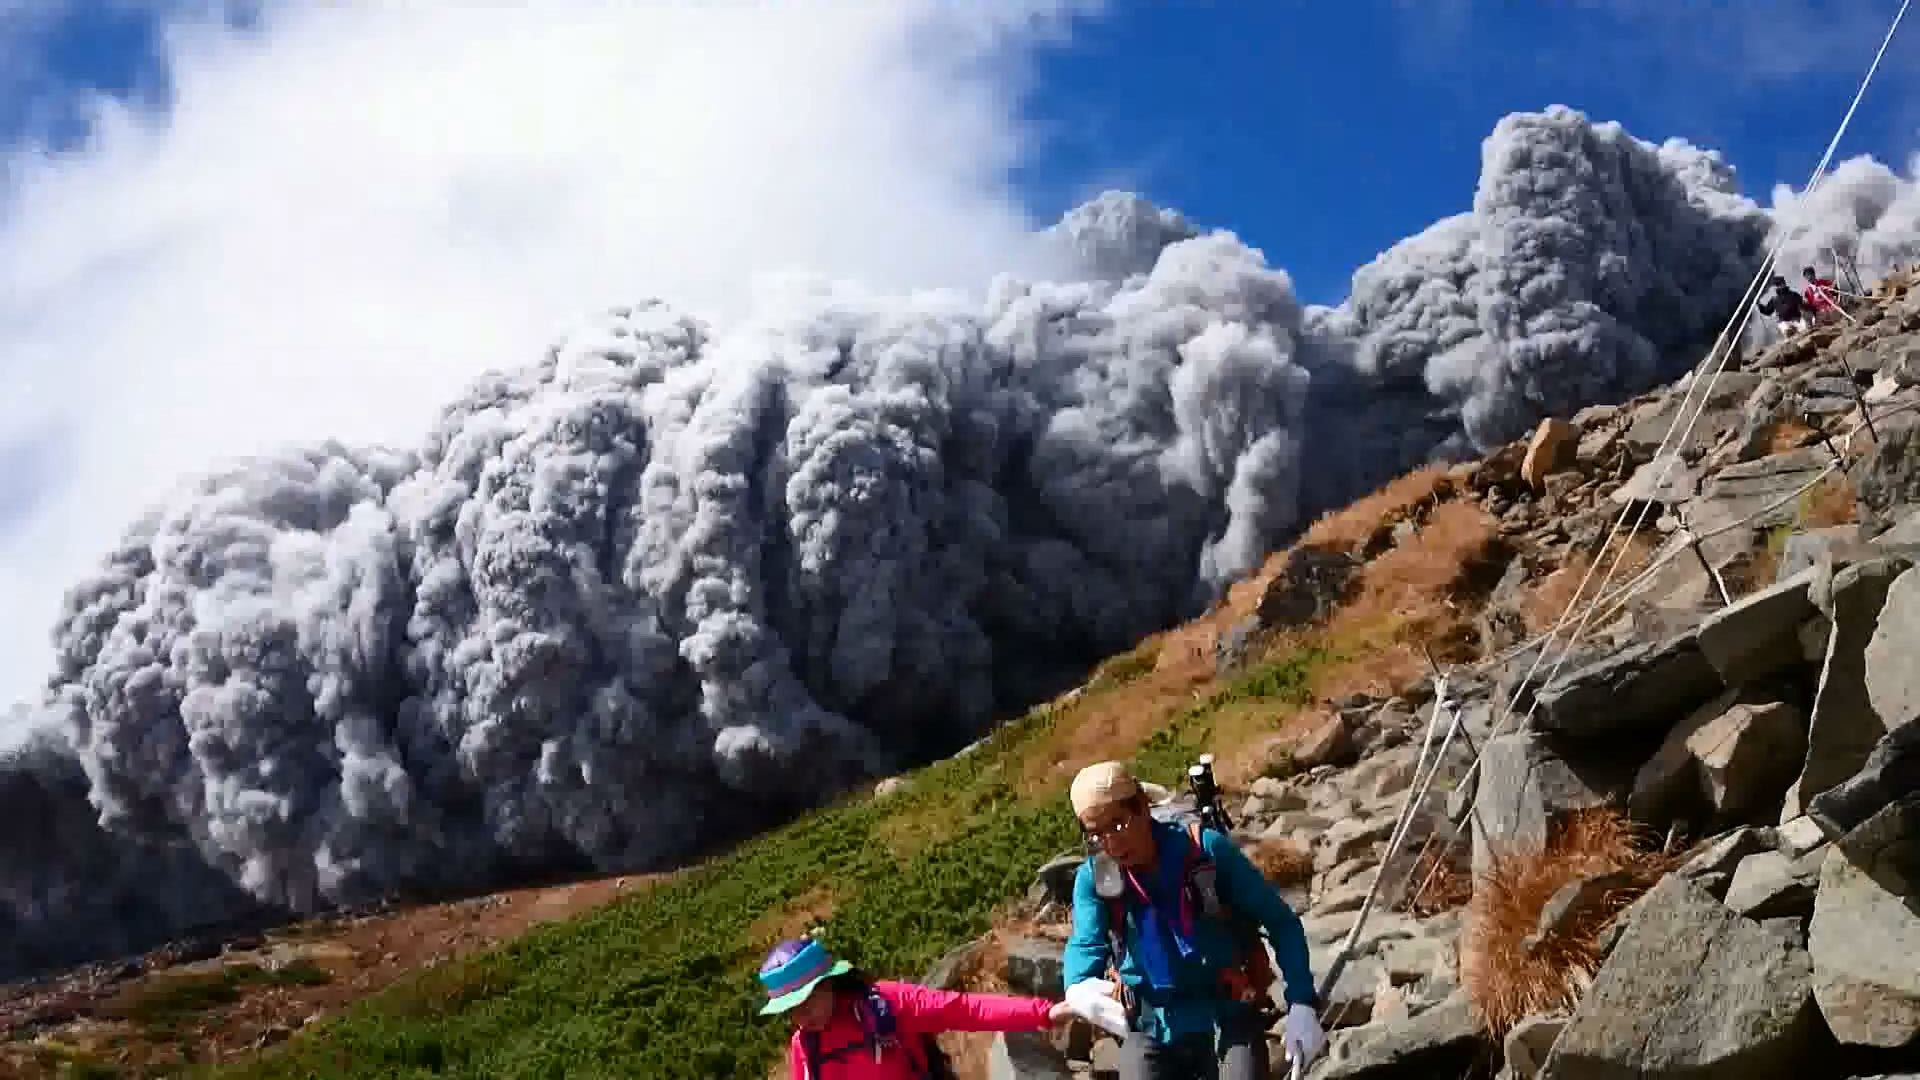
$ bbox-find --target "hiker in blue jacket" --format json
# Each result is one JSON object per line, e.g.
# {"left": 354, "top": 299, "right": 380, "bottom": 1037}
{"left": 1061, "top": 760, "right": 1325, "bottom": 1079}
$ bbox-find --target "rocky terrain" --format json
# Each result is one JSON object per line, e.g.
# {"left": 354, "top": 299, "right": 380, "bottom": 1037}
{"left": 939, "top": 271, "right": 1920, "bottom": 1078}
{"left": 12, "top": 274, "right": 1920, "bottom": 1079}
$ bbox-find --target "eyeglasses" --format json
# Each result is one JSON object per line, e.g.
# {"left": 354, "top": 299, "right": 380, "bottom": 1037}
{"left": 1082, "top": 812, "right": 1145, "bottom": 843}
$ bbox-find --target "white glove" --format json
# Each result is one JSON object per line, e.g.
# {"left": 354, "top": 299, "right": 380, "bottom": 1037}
{"left": 1063, "top": 978, "right": 1132, "bottom": 1038}
{"left": 1281, "top": 1002, "right": 1326, "bottom": 1068}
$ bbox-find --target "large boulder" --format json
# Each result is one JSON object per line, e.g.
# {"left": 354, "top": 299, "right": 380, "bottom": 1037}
{"left": 1470, "top": 732, "right": 1617, "bottom": 877}
{"left": 1628, "top": 691, "right": 1806, "bottom": 830}
{"left": 1808, "top": 796, "right": 1920, "bottom": 1050}
{"left": 1693, "top": 566, "right": 1819, "bottom": 685}
{"left": 1530, "top": 634, "right": 1724, "bottom": 741}
{"left": 1864, "top": 564, "right": 1920, "bottom": 728}
{"left": 1540, "top": 875, "right": 1822, "bottom": 1080}
{"left": 1784, "top": 557, "right": 1912, "bottom": 820}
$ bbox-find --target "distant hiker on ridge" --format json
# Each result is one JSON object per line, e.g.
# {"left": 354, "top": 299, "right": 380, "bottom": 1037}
{"left": 757, "top": 935, "right": 1073, "bottom": 1079}
{"left": 1060, "top": 760, "right": 1326, "bottom": 1079}
{"left": 1758, "top": 274, "right": 1810, "bottom": 335}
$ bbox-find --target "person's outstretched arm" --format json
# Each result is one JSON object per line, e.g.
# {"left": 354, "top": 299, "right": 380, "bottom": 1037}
{"left": 1203, "top": 829, "right": 1319, "bottom": 1008}
{"left": 1062, "top": 860, "right": 1112, "bottom": 988}
{"left": 880, "top": 981, "right": 1055, "bottom": 1034}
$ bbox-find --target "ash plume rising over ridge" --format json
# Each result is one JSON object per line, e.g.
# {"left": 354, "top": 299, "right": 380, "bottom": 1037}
{"left": 5, "top": 105, "right": 1919, "bottom": 981}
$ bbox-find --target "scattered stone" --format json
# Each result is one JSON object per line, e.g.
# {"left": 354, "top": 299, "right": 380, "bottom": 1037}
{"left": 1314, "top": 991, "right": 1486, "bottom": 1079}
{"left": 1295, "top": 711, "right": 1360, "bottom": 770}
{"left": 989, "top": 1030, "right": 1073, "bottom": 1080}
{"left": 1522, "top": 418, "right": 1579, "bottom": 491}
{"left": 1250, "top": 776, "right": 1309, "bottom": 810}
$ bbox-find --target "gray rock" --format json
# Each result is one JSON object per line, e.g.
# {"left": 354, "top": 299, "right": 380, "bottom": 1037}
{"left": 1806, "top": 719, "right": 1920, "bottom": 842}
{"left": 1521, "top": 871, "right": 1643, "bottom": 955}
{"left": 1779, "top": 527, "right": 1863, "bottom": 581}
{"left": 1675, "top": 826, "right": 1780, "bottom": 881}
{"left": 1692, "top": 447, "right": 1835, "bottom": 568}
{"left": 1776, "top": 815, "right": 1828, "bottom": 858}
{"left": 1031, "top": 855, "right": 1084, "bottom": 908}
{"left": 1004, "top": 936, "right": 1065, "bottom": 998}
{"left": 1785, "top": 557, "right": 1912, "bottom": 819}
{"left": 1695, "top": 566, "right": 1820, "bottom": 684}
{"left": 1377, "top": 934, "right": 1453, "bottom": 987}
{"left": 1250, "top": 776, "right": 1309, "bottom": 810}
{"left": 1864, "top": 565, "right": 1920, "bottom": 727}
{"left": 1541, "top": 875, "right": 1821, "bottom": 1080}
{"left": 1613, "top": 453, "right": 1699, "bottom": 506}
{"left": 1314, "top": 990, "right": 1486, "bottom": 1079}
{"left": 1724, "top": 850, "right": 1818, "bottom": 920}
{"left": 989, "top": 1031, "right": 1073, "bottom": 1080}
{"left": 1531, "top": 633, "right": 1724, "bottom": 740}
{"left": 1628, "top": 694, "right": 1805, "bottom": 829}
{"left": 1214, "top": 614, "right": 1263, "bottom": 675}
{"left": 1808, "top": 796, "right": 1920, "bottom": 1050}
{"left": 1260, "top": 546, "right": 1361, "bottom": 629}
{"left": 1852, "top": 411, "right": 1920, "bottom": 526}
{"left": 923, "top": 936, "right": 985, "bottom": 990}
{"left": 1505, "top": 1014, "right": 1567, "bottom": 1080}
{"left": 1471, "top": 732, "right": 1616, "bottom": 876}
{"left": 1317, "top": 816, "right": 1398, "bottom": 873}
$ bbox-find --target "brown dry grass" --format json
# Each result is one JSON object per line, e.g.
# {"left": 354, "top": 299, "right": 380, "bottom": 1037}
{"left": 1458, "top": 808, "right": 1673, "bottom": 1036}
{"left": 1799, "top": 472, "right": 1858, "bottom": 527}
{"left": 1315, "top": 498, "right": 1508, "bottom": 699}
{"left": 1300, "top": 464, "right": 1455, "bottom": 554}
{"left": 1399, "top": 840, "right": 1476, "bottom": 917}
{"left": 1245, "top": 836, "right": 1316, "bottom": 888}
{"left": 1517, "top": 531, "right": 1659, "bottom": 636}
{"left": 1765, "top": 419, "right": 1822, "bottom": 455}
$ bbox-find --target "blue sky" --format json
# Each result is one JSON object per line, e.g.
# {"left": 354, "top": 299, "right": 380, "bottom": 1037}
{"left": 0, "top": 0, "right": 1916, "bottom": 710}
{"left": 1009, "top": 0, "right": 1920, "bottom": 303}
{"left": 5, "top": 2, "right": 1916, "bottom": 302}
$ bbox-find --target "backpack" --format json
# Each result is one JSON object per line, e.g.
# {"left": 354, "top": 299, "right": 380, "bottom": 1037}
{"left": 796, "top": 983, "right": 958, "bottom": 1080}
{"left": 1096, "top": 815, "right": 1279, "bottom": 1029}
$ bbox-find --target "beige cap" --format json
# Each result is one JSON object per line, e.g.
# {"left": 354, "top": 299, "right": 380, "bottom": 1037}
{"left": 1069, "top": 760, "right": 1172, "bottom": 817}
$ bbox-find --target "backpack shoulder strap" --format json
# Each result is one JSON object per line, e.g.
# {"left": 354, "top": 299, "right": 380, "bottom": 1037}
{"left": 799, "top": 1030, "right": 821, "bottom": 1080}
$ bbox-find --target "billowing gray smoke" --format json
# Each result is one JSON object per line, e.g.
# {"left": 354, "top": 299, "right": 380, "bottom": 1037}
{"left": 1293, "top": 107, "right": 1777, "bottom": 511}
{"left": 6, "top": 105, "right": 1919, "bottom": 981}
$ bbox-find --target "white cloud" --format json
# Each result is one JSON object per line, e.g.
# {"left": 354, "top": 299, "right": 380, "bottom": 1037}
{"left": 0, "top": 0, "right": 1099, "bottom": 710}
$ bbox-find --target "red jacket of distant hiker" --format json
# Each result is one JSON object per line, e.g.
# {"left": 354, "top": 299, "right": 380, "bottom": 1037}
{"left": 785, "top": 980, "right": 1053, "bottom": 1079}
{"left": 1805, "top": 277, "right": 1839, "bottom": 312}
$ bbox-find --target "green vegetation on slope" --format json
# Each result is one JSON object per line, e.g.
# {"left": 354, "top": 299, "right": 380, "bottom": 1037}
{"left": 201, "top": 646, "right": 1328, "bottom": 1080}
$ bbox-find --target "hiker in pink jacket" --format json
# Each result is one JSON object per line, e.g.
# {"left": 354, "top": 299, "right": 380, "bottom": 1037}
{"left": 758, "top": 936, "right": 1074, "bottom": 1079}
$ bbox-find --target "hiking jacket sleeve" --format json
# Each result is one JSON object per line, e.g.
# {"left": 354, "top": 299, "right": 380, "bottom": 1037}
{"left": 880, "top": 980, "right": 1055, "bottom": 1033}
{"left": 1202, "top": 828, "right": 1319, "bottom": 1008}
{"left": 1062, "top": 859, "right": 1111, "bottom": 988}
